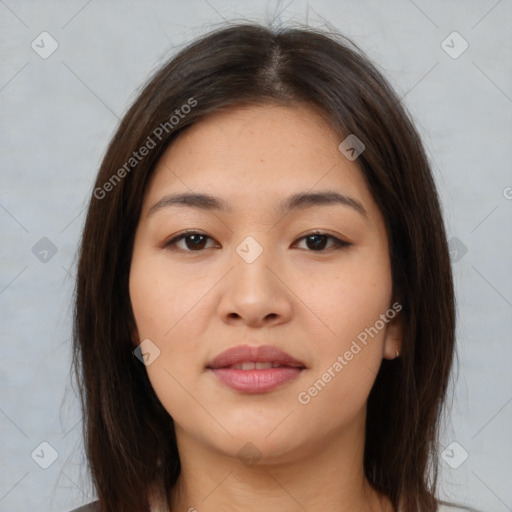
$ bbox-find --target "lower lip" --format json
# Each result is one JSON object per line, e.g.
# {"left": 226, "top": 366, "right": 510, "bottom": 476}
{"left": 209, "top": 367, "right": 303, "bottom": 393}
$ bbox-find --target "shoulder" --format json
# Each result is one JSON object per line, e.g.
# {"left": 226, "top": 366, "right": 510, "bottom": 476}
{"left": 68, "top": 501, "right": 100, "bottom": 512}
{"left": 437, "top": 501, "right": 483, "bottom": 512}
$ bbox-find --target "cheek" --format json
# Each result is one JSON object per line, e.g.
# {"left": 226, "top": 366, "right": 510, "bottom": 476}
{"left": 129, "top": 248, "right": 217, "bottom": 391}
{"left": 296, "top": 249, "right": 393, "bottom": 345}
{"left": 292, "top": 251, "right": 393, "bottom": 414}
{"left": 129, "top": 251, "right": 208, "bottom": 422}
{"left": 295, "top": 279, "right": 392, "bottom": 423}
{"left": 129, "top": 248, "right": 206, "bottom": 339}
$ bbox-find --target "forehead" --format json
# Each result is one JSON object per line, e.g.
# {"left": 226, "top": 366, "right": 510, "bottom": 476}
{"left": 156, "top": 102, "right": 342, "bottom": 174}
{"left": 142, "top": 103, "right": 378, "bottom": 221}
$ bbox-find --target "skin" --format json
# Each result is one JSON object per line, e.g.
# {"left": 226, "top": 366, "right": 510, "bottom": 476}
{"left": 129, "top": 103, "right": 403, "bottom": 512}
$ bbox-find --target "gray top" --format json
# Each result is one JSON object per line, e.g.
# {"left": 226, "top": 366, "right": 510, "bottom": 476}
{"left": 69, "top": 503, "right": 99, "bottom": 512}
{"left": 69, "top": 501, "right": 479, "bottom": 511}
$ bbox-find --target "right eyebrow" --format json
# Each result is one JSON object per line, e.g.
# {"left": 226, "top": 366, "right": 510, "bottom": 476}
{"left": 147, "top": 192, "right": 232, "bottom": 216}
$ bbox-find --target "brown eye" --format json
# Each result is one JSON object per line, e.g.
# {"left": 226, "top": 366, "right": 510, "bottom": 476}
{"left": 295, "top": 232, "right": 351, "bottom": 252}
{"left": 164, "top": 231, "right": 216, "bottom": 252}
{"left": 164, "top": 231, "right": 351, "bottom": 253}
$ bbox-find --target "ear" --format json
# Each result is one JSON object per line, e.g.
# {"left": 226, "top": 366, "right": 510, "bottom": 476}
{"left": 382, "top": 305, "right": 403, "bottom": 360}
{"left": 130, "top": 320, "right": 140, "bottom": 347}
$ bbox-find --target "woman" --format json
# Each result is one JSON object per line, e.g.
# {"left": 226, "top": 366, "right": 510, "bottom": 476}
{"left": 71, "top": 22, "right": 478, "bottom": 512}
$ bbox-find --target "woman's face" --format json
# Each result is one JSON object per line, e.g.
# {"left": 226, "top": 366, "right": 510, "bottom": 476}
{"left": 129, "top": 103, "right": 402, "bottom": 463}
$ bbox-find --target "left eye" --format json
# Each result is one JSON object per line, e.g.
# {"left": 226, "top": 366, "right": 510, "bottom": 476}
{"left": 294, "top": 233, "right": 351, "bottom": 251}
{"left": 163, "top": 231, "right": 351, "bottom": 252}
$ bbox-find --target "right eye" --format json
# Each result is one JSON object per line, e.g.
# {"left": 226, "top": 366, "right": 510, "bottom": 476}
{"left": 163, "top": 230, "right": 218, "bottom": 252}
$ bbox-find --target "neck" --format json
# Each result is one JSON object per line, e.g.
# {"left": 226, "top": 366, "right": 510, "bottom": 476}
{"left": 163, "top": 412, "right": 393, "bottom": 512}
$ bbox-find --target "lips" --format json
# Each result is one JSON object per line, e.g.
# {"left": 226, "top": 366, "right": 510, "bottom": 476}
{"left": 206, "top": 344, "right": 306, "bottom": 393}
{"left": 206, "top": 344, "right": 306, "bottom": 370}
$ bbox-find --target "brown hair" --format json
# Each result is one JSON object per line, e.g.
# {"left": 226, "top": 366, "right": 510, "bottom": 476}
{"left": 73, "top": 22, "right": 457, "bottom": 511}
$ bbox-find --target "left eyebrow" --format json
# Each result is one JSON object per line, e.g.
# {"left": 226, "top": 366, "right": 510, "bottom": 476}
{"left": 147, "top": 190, "right": 368, "bottom": 219}
{"left": 279, "top": 190, "right": 367, "bottom": 219}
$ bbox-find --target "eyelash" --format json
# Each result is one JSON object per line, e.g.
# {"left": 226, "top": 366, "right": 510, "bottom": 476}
{"left": 163, "top": 229, "right": 352, "bottom": 253}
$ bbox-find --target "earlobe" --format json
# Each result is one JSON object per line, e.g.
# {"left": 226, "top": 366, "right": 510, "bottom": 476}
{"left": 383, "top": 311, "right": 403, "bottom": 360}
{"left": 130, "top": 321, "right": 140, "bottom": 347}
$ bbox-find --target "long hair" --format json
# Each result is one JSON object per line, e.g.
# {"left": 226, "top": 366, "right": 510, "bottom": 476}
{"left": 73, "top": 22, "right": 456, "bottom": 511}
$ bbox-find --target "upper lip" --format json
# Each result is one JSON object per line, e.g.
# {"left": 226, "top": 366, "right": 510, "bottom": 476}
{"left": 207, "top": 344, "right": 306, "bottom": 369}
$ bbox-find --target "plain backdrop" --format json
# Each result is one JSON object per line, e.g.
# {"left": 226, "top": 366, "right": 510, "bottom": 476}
{"left": 1, "top": 1, "right": 511, "bottom": 511}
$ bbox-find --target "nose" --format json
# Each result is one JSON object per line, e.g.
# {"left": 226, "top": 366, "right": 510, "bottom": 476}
{"left": 216, "top": 245, "right": 293, "bottom": 328}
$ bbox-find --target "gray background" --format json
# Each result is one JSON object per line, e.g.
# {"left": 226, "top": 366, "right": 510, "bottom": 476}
{"left": 1, "top": 1, "right": 511, "bottom": 511}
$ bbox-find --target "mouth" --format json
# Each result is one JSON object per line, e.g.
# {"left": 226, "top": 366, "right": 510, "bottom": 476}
{"left": 220, "top": 361, "right": 297, "bottom": 370}
{"left": 206, "top": 344, "right": 306, "bottom": 393}
{"left": 206, "top": 344, "right": 307, "bottom": 370}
